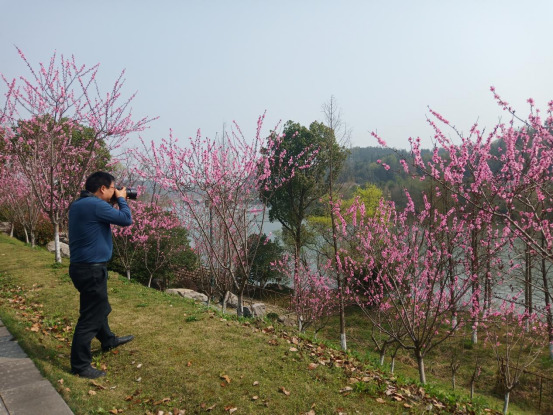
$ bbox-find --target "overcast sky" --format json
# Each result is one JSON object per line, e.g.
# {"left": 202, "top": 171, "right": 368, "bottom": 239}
{"left": 1, "top": 1, "right": 552, "bottom": 149}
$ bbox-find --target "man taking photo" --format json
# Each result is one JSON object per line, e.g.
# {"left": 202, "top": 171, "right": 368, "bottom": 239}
{"left": 68, "top": 171, "right": 134, "bottom": 379}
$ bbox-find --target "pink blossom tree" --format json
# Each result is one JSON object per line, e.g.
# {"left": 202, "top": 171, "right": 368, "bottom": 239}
{"left": 0, "top": 163, "right": 42, "bottom": 246}
{"left": 483, "top": 302, "right": 548, "bottom": 414}
{"left": 374, "top": 92, "right": 553, "bottom": 359}
{"left": 273, "top": 254, "right": 338, "bottom": 334}
{"left": 340, "top": 194, "right": 479, "bottom": 384}
{"left": 136, "top": 117, "right": 315, "bottom": 315}
{"left": 0, "top": 48, "right": 153, "bottom": 262}
{"left": 112, "top": 197, "right": 184, "bottom": 288}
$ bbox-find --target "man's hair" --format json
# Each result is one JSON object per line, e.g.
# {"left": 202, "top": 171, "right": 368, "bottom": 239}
{"left": 85, "top": 172, "right": 115, "bottom": 193}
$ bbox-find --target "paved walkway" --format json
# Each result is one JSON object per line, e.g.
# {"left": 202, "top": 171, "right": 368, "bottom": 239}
{"left": 0, "top": 318, "right": 73, "bottom": 415}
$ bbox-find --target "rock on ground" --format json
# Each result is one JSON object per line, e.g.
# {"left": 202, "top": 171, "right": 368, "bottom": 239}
{"left": 166, "top": 288, "right": 208, "bottom": 304}
{"left": 46, "top": 241, "right": 70, "bottom": 258}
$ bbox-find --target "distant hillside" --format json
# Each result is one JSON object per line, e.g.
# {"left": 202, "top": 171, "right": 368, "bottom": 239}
{"left": 338, "top": 146, "right": 432, "bottom": 208}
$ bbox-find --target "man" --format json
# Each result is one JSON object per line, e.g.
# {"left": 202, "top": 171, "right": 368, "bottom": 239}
{"left": 68, "top": 171, "right": 134, "bottom": 379}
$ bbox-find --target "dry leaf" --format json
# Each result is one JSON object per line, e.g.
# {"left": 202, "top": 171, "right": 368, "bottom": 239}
{"left": 289, "top": 347, "right": 298, "bottom": 352}
{"left": 88, "top": 390, "right": 97, "bottom": 396}
{"left": 251, "top": 396, "right": 258, "bottom": 401}
{"left": 206, "top": 404, "right": 216, "bottom": 411}
{"left": 376, "top": 398, "right": 385, "bottom": 404}
{"left": 279, "top": 386, "right": 290, "bottom": 396}
{"left": 403, "top": 403, "right": 412, "bottom": 408}
{"left": 339, "top": 386, "right": 353, "bottom": 393}
{"left": 109, "top": 410, "right": 118, "bottom": 414}
{"left": 154, "top": 398, "right": 171, "bottom": 405}
{"left": 187, "top": 361, "right": 192, "bottom": 367}
{"left": 136, "top": 363, "right": 143, "bottom": 369}
{"left": 220, "top": 374, "right": 231, "bottom": 384}
{"left": 90, "top": 380, "right": 107, "bottom": 390}
{"left": 136, "top": 377, "right": 142, "bottom": 382}
{"left": 58, "top": 379, "right": 64, "bottom": 385}
{"left": 252, "top": 381, "right": 259, "bottom": 386}
{"left": 304, "top": 411, "right": 316, "bottom": 415}
{"left": 308, "top": 363, "right": 318, "bottom": 370}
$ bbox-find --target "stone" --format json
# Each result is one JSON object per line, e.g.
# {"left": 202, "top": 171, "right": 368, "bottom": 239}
{"left": 251, "top": 303, "right": 266, "bottom": 319}
{"left": 0, "top": 222, "right": 11, "bottom": 235}
{"left": 165, "top": 288, "right": 208, "bottom": 304}
{"left": 278, "top": 315, "right": 296, "bottom": 327}
{"left": 46, "top": 241, "right": 70, "bottom": 258}
{"left": 223, "top": 291, "right": 239, "bottom": 308}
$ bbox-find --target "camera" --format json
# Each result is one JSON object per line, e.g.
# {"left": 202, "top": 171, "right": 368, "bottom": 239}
{"left": 111, "top": 187, "right": 138, "bottom": 202}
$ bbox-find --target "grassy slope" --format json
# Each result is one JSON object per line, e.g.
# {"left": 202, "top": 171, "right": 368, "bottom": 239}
{"left": 0, "top": 234, "right": 506, "bottom": 415}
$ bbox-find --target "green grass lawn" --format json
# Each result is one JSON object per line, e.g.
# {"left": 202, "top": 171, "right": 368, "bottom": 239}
{"left": 0, "top": 233, "right": 510, "bottom": 414}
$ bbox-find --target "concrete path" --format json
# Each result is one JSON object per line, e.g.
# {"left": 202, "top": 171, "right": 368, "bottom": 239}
{"left": 0, "top": 318, "right": 73, "bottom": 415}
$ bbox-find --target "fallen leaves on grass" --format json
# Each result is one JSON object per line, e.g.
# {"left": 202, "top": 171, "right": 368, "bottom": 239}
{"left": 200, "top": 403, "right": 216, "bottom": 411}
{"left": 89, "top": 380, "right": 107, "bottom": 390}
{"left": 279, "top": 386, "right": 290, "bottom": 396}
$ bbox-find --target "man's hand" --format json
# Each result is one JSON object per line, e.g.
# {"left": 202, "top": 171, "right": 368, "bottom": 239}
{"left": 114, "top": 187, "right": 127, "bottom": 200}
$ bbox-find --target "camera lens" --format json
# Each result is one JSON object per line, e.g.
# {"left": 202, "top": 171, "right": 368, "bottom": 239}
{"left": 126, "top": 188, "right": 137, "bottom": 200}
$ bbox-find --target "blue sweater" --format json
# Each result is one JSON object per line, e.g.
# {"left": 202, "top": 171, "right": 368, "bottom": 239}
{"left": 69, "top": 196, "right": 132, "bottom": 263}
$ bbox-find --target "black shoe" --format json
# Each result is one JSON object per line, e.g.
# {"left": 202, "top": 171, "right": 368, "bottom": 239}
{"left": 72, "top": 366, "right": 106, "bottom": 379}
{"left": 102, "top": 335, "right": 134, "bottom": 352}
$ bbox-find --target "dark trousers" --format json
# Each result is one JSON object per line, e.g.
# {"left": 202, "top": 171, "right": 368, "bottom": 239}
{"left": 69, "top": 263, "right": 116, "bottom": 372}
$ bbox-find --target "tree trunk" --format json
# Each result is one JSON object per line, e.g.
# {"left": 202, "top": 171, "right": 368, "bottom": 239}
{"left": 379, "top": 350, "right": 386, "bottom": 366}
{"left": 541, "top": 236, "right": 553, "bottom": 360}
{"left": 416, "top": 351, "right": 426, "bottom": 384}
{"left": 126, "top": 269, "right": 131, "bottom": 280}
{"left": 237, "top": 291, "right": 243, "bottom": 317}
{"left": 525, "top": 245, "right": 533, "bottom": 314}
{"left": 148, "top": 274, "right": 153, "bottom": 288}
{"left": 9, "top": 223, "right": 14, "bottom": 237}
{"left": 471, "top": 229, "right": 479, "bottom": 345}
{"left": 452, "top": 372, "right": 456, "bottom": 390}
{"left": 23, "top": 227, "right": 29, "bottom": 244}
{"left": 30, "top": 229, "right": 36, "bottom": 247}
{"left": 503, "top": 391, "right": 510, "bottom": 415}
{"left": 470, "top": 381, "right": 475, "bottom": 399}
{"left": 222, "top": 294, "right": 228, "bottom": 314}
{"left": 390, "top": 356, "right": 396, "bottom": 373}
{"left": 54, "top": 221, "right": 61, "bottom": 263}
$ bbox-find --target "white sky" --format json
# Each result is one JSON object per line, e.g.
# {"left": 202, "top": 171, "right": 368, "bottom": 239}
{"left": 1, "top": 0, "right": 552, "bottom": 149}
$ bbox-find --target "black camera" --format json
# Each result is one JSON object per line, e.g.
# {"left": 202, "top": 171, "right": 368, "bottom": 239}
{"left": 111, "top": 187, "right": 138, "bottom": 202}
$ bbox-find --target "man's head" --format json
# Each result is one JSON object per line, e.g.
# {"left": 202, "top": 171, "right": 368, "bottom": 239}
{"left": 85, "top": 171, "right": 116, "bottom": 202}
